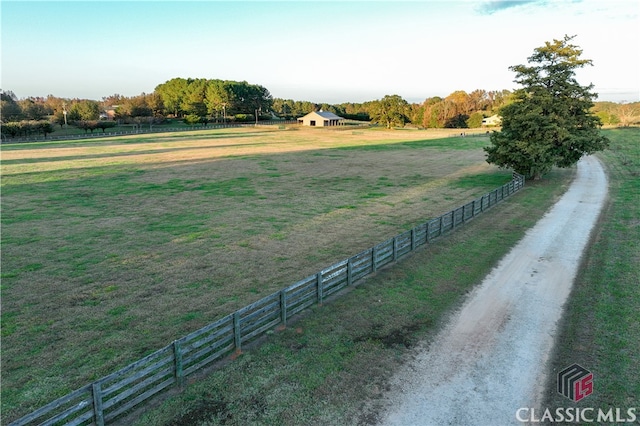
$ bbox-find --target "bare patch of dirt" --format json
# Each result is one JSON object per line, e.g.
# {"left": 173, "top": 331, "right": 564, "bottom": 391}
{"left": 169, "top": 397, "right": 232, "bottom": 425}
{"left": 354, "top": 322, "right": 428, "bottom": 349}
{"left": 169, "top": 394, "right": 268, "bottom": 426}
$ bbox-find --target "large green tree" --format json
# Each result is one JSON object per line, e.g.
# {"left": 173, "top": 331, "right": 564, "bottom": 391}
{"left": 116, "top": 94, "right": 153, "bottom": 120}
{"left": 18, "top": 98, "right": 50, "bottom": 120}
{"left": 226, "top": 81, "right": 273, "bottom": 116}
{"left": 68, "top": 100, "right": 100, "bottom": 121}
{"left": 182, "top": 78, "right": 208, "bottom": 118}
{"left": 370, "top": 94, "right": 409, "bottom": 129}
{"left": 485, "top": 35, "right": 609, "bottom": 179}
{"left": 1, "top": 91, "right": 23, "bottom": 122}
{"left": 205, "top": 80, "right": 234, "bottom": 120}
{"left": 155, "top": 78, "right": 190, "bottom": 117}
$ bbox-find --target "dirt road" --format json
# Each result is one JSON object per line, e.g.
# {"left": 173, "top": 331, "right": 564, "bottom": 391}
{"left": 377, "top": 156, "right": 608, "bottom": 425}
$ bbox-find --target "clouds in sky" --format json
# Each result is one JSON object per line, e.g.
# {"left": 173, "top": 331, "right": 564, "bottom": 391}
{"left": 476, "top": 0, "right": 542, "bottom": 15}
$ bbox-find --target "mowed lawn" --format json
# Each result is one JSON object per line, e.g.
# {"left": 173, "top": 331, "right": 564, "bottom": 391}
{"left": 1, "top": 126, "right": 511, "bottom": 421}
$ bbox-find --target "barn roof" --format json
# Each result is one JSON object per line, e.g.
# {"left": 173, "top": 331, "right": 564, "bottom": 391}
{"left": 299, "top": 110, "right": 344, "bottom": 120}
{"left": 315, "top": 110, "right": 343, "bottom": 119}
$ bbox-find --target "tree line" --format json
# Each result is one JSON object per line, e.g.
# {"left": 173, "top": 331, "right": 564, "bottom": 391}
{"left": 1, "top": 91, "right": 116, "bottom": 138}
{"left": 1, "top": 81, "right": 517, "bottom": 135}
{"left": 1, "top": 76, "right": 638, "bottom": 140}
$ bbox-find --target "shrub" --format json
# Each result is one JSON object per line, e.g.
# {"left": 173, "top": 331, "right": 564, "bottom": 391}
{"left": 234, "top": 114, "right": 251, "bottom": 122}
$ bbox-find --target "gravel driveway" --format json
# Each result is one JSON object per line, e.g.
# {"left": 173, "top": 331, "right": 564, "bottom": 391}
{"left": 377, "top": 156, "right": 608, "bottom": 425}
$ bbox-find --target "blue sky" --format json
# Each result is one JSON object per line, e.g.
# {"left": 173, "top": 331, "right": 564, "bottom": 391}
{"left": 1, "top": 0, "right": 638, "bottom": 103}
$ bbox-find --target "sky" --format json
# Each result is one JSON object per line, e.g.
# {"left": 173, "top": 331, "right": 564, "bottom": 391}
{"left": 1, "top": 0, "right": 639, "bottom": 104}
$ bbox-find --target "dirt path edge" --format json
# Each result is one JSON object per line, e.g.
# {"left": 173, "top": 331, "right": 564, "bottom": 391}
{"left": 376, "top": 156, "right": 608, "bottom": 425}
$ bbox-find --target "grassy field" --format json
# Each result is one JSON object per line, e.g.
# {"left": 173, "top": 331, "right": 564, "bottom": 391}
{"left": 2, "top": 126, "right": 512, "bottom": 422}
{"left": 542, "top": 127, "right": 639, "bottom": 414}
{"left": 128, "top": 129, "right": 636, "bottom": 426}
{"left": 129, "top": 149, "right": 578, "bottom": 426}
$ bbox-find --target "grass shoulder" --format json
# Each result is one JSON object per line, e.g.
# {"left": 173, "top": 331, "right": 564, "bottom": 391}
{"left": 541, "top": 127, "right": 640, "bottom": 412}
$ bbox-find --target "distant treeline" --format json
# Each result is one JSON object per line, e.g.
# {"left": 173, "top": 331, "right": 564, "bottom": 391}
{"left": 1, "top": 77, "right": 638, "bottom": 139}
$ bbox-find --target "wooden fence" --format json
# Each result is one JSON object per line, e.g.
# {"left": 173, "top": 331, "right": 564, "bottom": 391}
{"left": 9, "top": 173, "right": 525, "bottom": 426}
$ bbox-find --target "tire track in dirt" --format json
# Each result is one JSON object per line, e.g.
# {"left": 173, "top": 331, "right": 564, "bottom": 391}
{"left": 377, "top": 156, "right": 608, "bottom": 425}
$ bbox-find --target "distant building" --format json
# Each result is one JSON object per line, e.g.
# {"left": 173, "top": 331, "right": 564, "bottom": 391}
{"left": 298, "top": 110, "right": 344, "bottom": 127}
{"left": 481, "top": 114, "right": 501, "bottom": 127}
{"left": 101, "top": 106, "right": 118, "bottom": 121}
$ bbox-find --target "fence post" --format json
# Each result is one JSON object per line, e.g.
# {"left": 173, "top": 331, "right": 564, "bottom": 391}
{"left": 393, "top": 237, "right": 398, "bottom": 261}
{"left": 372, "top": 246, "right": 378, "bottom": 272}
{"left": 439, "top": 215, "right": 444, "bottom": 236}
{"left": 426, "top": 221, "right": 431, "bottom": 243}
{"left": 461, "top": 205, "right": 466, "bottom": 223}
{"left": 347, "top": 258, "right": 353, "bottom": 286}
{"left": 411, "top": 228, "right": 416, "bottom": 251}
{"left": 173, "top": 340, "right": 184, "bottom": 386}
{"left": 472, "top": 200, "right": 476, "bottom": 218}
{"left": 233, "top": 312, "right": 242, "bottom": 352}
{"left": 280, "top": 290, "right": 287, "bottom": 326}
{"left": 92, "top": 382, "right": 105, "bottom": 426}
{"left": 451, "top": 210, "right": 456, "bottom": 230}
{"left": 317, "top": 272, "right": 324, "bottom": 304}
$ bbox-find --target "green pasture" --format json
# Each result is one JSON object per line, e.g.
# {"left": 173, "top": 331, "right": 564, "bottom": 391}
{"left": 2, "top": 126, "right": 508, "bottom": 422}
{"left": 132, "top": 144, "right": 582, "bottom": 426}
{"left": 132, "top": 128, "right": 637, "bottom": 425}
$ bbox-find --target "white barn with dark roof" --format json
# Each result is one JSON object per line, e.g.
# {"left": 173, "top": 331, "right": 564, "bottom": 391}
{"left": 297, "top": 110, "right": 344, "bottom": 127}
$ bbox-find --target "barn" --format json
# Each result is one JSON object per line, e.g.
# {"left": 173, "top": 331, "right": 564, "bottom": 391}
{"left": 481, "top": 114, "right": 502, "bottom": 127}
{"left": 297, "top": 110, "right": 344, "bottom": 127}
